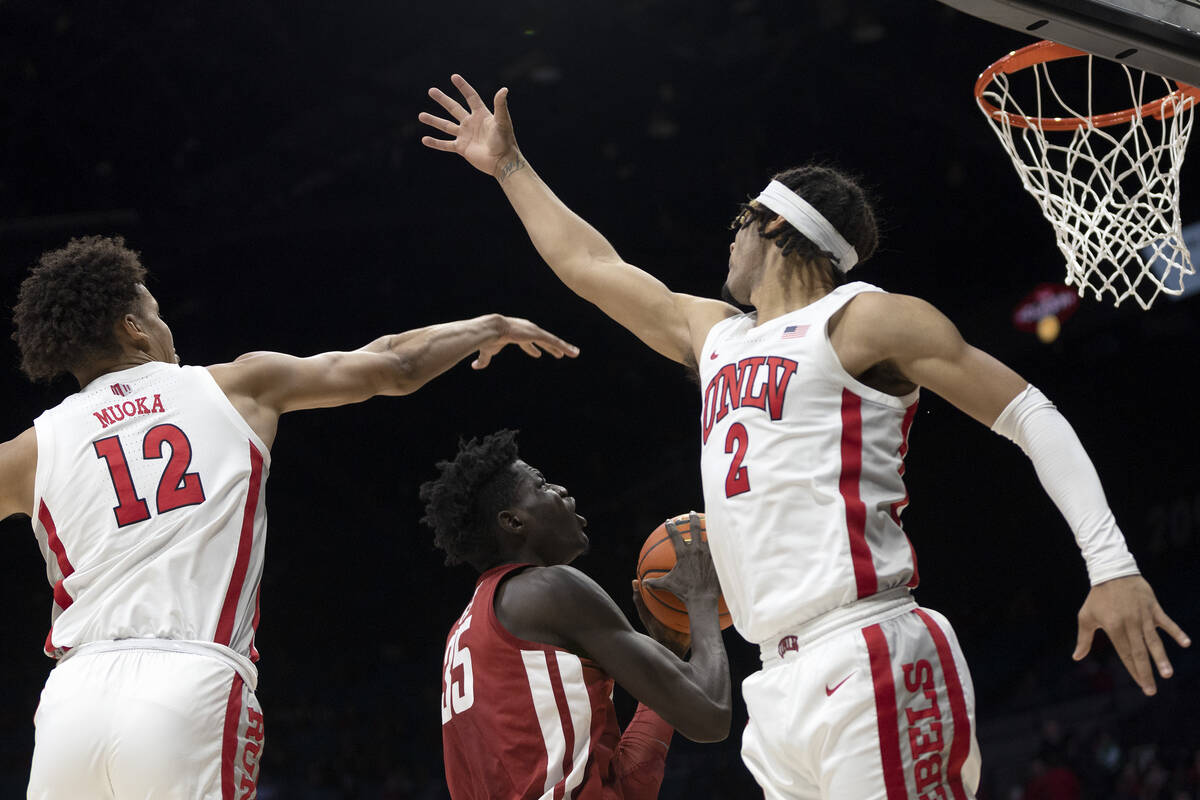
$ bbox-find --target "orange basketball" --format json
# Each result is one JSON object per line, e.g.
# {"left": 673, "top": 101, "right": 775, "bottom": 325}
{"left": 635, "top": 512, "right": 733, "bottom": 634}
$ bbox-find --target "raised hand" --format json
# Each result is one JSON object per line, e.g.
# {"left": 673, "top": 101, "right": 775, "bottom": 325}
{"left": 471, "top": 315, "right": 579, "bottom": 370}
{"left": 419, "top": 74, "right": 520, "bottom": 178}
{"left": 1073, "top": 574, "right": 1191, "bottom": 695}
{"left": 643, "top": 512, "right": 723, "bottom": 606}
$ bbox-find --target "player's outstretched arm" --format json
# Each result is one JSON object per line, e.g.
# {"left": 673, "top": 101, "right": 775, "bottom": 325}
{"left": 500, "top": 550, "right": 731, "bottom": 742}
{"left": 837, "top": 292, "right": 1191, "bottom": 695}
{"left": 0, "top": 427, "right": 37, "bottom": 520}
{"left": 208, "top": 314, "right": 576, "bottom": 446}
{"left": 419, "top": 74, "right": 737, "bottom": 367}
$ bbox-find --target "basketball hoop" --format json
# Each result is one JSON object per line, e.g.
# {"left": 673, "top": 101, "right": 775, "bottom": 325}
{"left": 975, "top": 40, "right": 1200, "bottom": 309}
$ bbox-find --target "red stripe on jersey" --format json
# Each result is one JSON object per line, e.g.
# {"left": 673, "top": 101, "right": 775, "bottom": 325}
{"left": 216, "top": 443, "right": 263, "bottom": 648}
{"left": 41, "top": 501, "right": 75, "bottom": 599}
{"left": 915, "top": 610, "right": 971, "bottom": 800}
{"left": 221, "top": 673, "right": 245, "bottom": 800}
{"left": 545, "top": 653, "right": 577, "bottom": 800}
{"left": 40, "top": 502, "right": 75, "bottom": 654}
{"left": 840, "top": 390, "right": 877, "bottom": 598}
{"left": 863, "top": 623, "right": 909, "bottom": 800}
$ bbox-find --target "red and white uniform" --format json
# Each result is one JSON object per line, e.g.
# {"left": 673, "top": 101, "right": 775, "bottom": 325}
{"left": 27, "top": 361, "right": 268, "bottom": 800}
{"left": 441, "top": 563, "right": 673, "bottom": 800}
{"left": 698, "top": 283, "right": 980, "bottom": 799}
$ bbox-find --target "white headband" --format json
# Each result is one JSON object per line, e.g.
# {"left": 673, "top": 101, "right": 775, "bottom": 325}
{"left": 755, "top": 180, "right": 858, "bottom": 272}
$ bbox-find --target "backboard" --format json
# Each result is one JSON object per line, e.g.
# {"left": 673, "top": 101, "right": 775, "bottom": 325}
{"left": 935, "top": 0, "right": 1200, "bottom": 86}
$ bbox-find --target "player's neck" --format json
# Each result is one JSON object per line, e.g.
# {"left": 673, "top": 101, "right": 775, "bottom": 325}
{"left": 72, "top": 352, "right": 161, "bottom": 388}
{"left": 750, "top": 258, "right": 834, "bottom": 324}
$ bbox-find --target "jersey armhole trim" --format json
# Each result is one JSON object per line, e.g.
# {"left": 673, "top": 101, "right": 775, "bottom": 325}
{"left": 818, "top": 288, "right": 920, "bottom": 410}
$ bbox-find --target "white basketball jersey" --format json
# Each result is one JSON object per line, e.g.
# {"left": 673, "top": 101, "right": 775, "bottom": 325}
{"left": 698, "top": 282, "right": 919, "bottom": 645}
{"left": 31, "top": 361, "right": 271, "bottom": 672}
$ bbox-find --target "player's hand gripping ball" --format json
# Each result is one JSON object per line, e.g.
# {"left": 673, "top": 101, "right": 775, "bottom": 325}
{"left": 636, "top": 512, "right": 733, "bottom": 634}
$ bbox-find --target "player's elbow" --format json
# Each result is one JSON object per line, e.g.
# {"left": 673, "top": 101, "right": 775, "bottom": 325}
{"left": 676, "top": 697, "right": 731, "bottom": 743}
{"left": 375, "top": 350, "right": 424, "bottom": 396}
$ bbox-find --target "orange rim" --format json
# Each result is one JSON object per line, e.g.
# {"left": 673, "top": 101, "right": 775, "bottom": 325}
{"left": 974, "top": 39, "right": 1200, "bottom": 131}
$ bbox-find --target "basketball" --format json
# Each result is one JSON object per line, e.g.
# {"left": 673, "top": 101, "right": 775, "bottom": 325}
{"left": 636, "top": 512, "right": 733, "bottom": 634}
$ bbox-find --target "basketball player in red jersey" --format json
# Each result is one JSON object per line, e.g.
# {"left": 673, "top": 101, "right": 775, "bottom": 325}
{"left": 421, "top": 430, "right": 731, "bottom": 799}
{"left": 0, "top": 235, "right": 577, "bottom": 799}
{"left": 419, "top": 76, "right": 1190, "bottom": 799}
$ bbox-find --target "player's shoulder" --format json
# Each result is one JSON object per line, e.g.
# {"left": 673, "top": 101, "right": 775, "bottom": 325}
{"left": 844, "top": 288, "right": 935, "bottom": 314}
{"left": 841, "top": 290, "right": 953, "bottom": 336}
{"left": 496, "top": 565, "right": 621, "bottom": 651}
{"left": 837, "top": 289, "right": 965, "bottom": 367}
{"left": 502, "top": 565, "right": 619, "bottom": 623}
{"left": 504, "top": 564, "right": 606, "bottom": 605}
{"left": 206, "top": 351, "right": 295, "bottom": 394}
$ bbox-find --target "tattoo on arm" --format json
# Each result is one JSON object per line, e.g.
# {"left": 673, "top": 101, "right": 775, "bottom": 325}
{"left": 497, "top": 156, "right": 527, "bottom": 183}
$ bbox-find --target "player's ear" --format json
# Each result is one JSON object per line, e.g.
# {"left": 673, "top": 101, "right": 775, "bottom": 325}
{"left": 496, "top": 508, "right": 524, "bottom": 535}
{"left": 115, "top": 314, "right": 150, "bottom": 352}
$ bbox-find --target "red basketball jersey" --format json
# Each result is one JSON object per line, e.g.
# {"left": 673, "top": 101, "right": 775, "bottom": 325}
{"left": 441, "top": 563, "right": 627, "bottom": 800}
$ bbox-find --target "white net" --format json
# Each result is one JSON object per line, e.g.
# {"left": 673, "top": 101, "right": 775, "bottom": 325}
{"left": 977, "top": 49, "right": 1197, "bottom": 309}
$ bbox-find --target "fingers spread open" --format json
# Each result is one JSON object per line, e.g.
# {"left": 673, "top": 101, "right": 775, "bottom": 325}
{"left": 418, "top": 112, "right": 459, "bottom": 136}
{"left": 452, "top": 74, "right": 487, "bottom": 112}
{"left": 420, "top": 135, "right": 457, "bottom": 152}
{"left": 1143, "top": 623, "right": 1174, "bottom": 679}
{"left": 662, "top": 517, "right": 687, "bottom": 549}
{"left": 519, "top": 342, "right": 542, "bottom": 358}
{"left": 1120, "top": 621, "right": 1156, "bottom": 694}
{"left": 1154, "top": 605, "right": 1192, "bottom": 649}
{"left": 428, "top": 86, "right": 468, "bottom": 121}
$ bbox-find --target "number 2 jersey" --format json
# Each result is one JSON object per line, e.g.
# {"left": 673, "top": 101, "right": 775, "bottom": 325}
{"left": 30, "top": 361, "right": 270, "bottom": 683}
{"left": 697, "top": 281, "right": 920, "bottom": 646}
{"left": 441, "top": 563, "right": 673, "bottom": 800}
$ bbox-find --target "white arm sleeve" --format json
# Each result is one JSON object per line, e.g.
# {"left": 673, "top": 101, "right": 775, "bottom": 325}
{"left": 991, "top": 384, "right": 1140, "bottom": 585}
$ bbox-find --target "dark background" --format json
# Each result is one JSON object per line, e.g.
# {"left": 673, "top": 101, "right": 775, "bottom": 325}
{"left": 1, "top": 2, "right": 1198, "bottom": 797}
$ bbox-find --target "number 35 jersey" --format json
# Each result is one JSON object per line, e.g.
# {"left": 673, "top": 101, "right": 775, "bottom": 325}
{"left": 31, "top": 361, "right": 271, "bottom": 670}
{"left": 441, "top": 564, "right": 625, "bottom": 800}
{"left": 698, "top": 282, "right": 919, "bottom": 646}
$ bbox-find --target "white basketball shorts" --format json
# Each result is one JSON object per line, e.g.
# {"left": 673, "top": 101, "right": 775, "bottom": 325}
{"left": 742, "top": 600, "right": 981, "bottom": 800}
{"left": 27, "top": 645, "right": 264, "bottom": 800}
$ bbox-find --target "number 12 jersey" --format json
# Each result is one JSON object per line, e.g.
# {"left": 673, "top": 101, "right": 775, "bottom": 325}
{"left": 31, "top": 361, "right": 270, "bottom": 680}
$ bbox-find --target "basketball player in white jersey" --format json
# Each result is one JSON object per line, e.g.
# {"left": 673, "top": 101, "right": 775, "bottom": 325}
{"left": 418, "top": 75, "right": 1192, "bottom": 799}
{"left": 0, "top": 234, "right": 578, "bottom": 799}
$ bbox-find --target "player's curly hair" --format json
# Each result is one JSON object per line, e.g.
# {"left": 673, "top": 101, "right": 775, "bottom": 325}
{"left": 733, "top": 164, "right": 879, "bottom": 286}
{"left": 11, "top": 235, "right": 148, "bottom": 382}
{"left": 420, "top": 429, "right": 524, "bottom": 571}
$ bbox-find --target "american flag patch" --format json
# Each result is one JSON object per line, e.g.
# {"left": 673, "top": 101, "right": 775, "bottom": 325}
{"left": 781, "top": 324, "right": 809, "bottom": 339}
{"left": 110, "top": 383, "right": 131, "bottom": 397}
